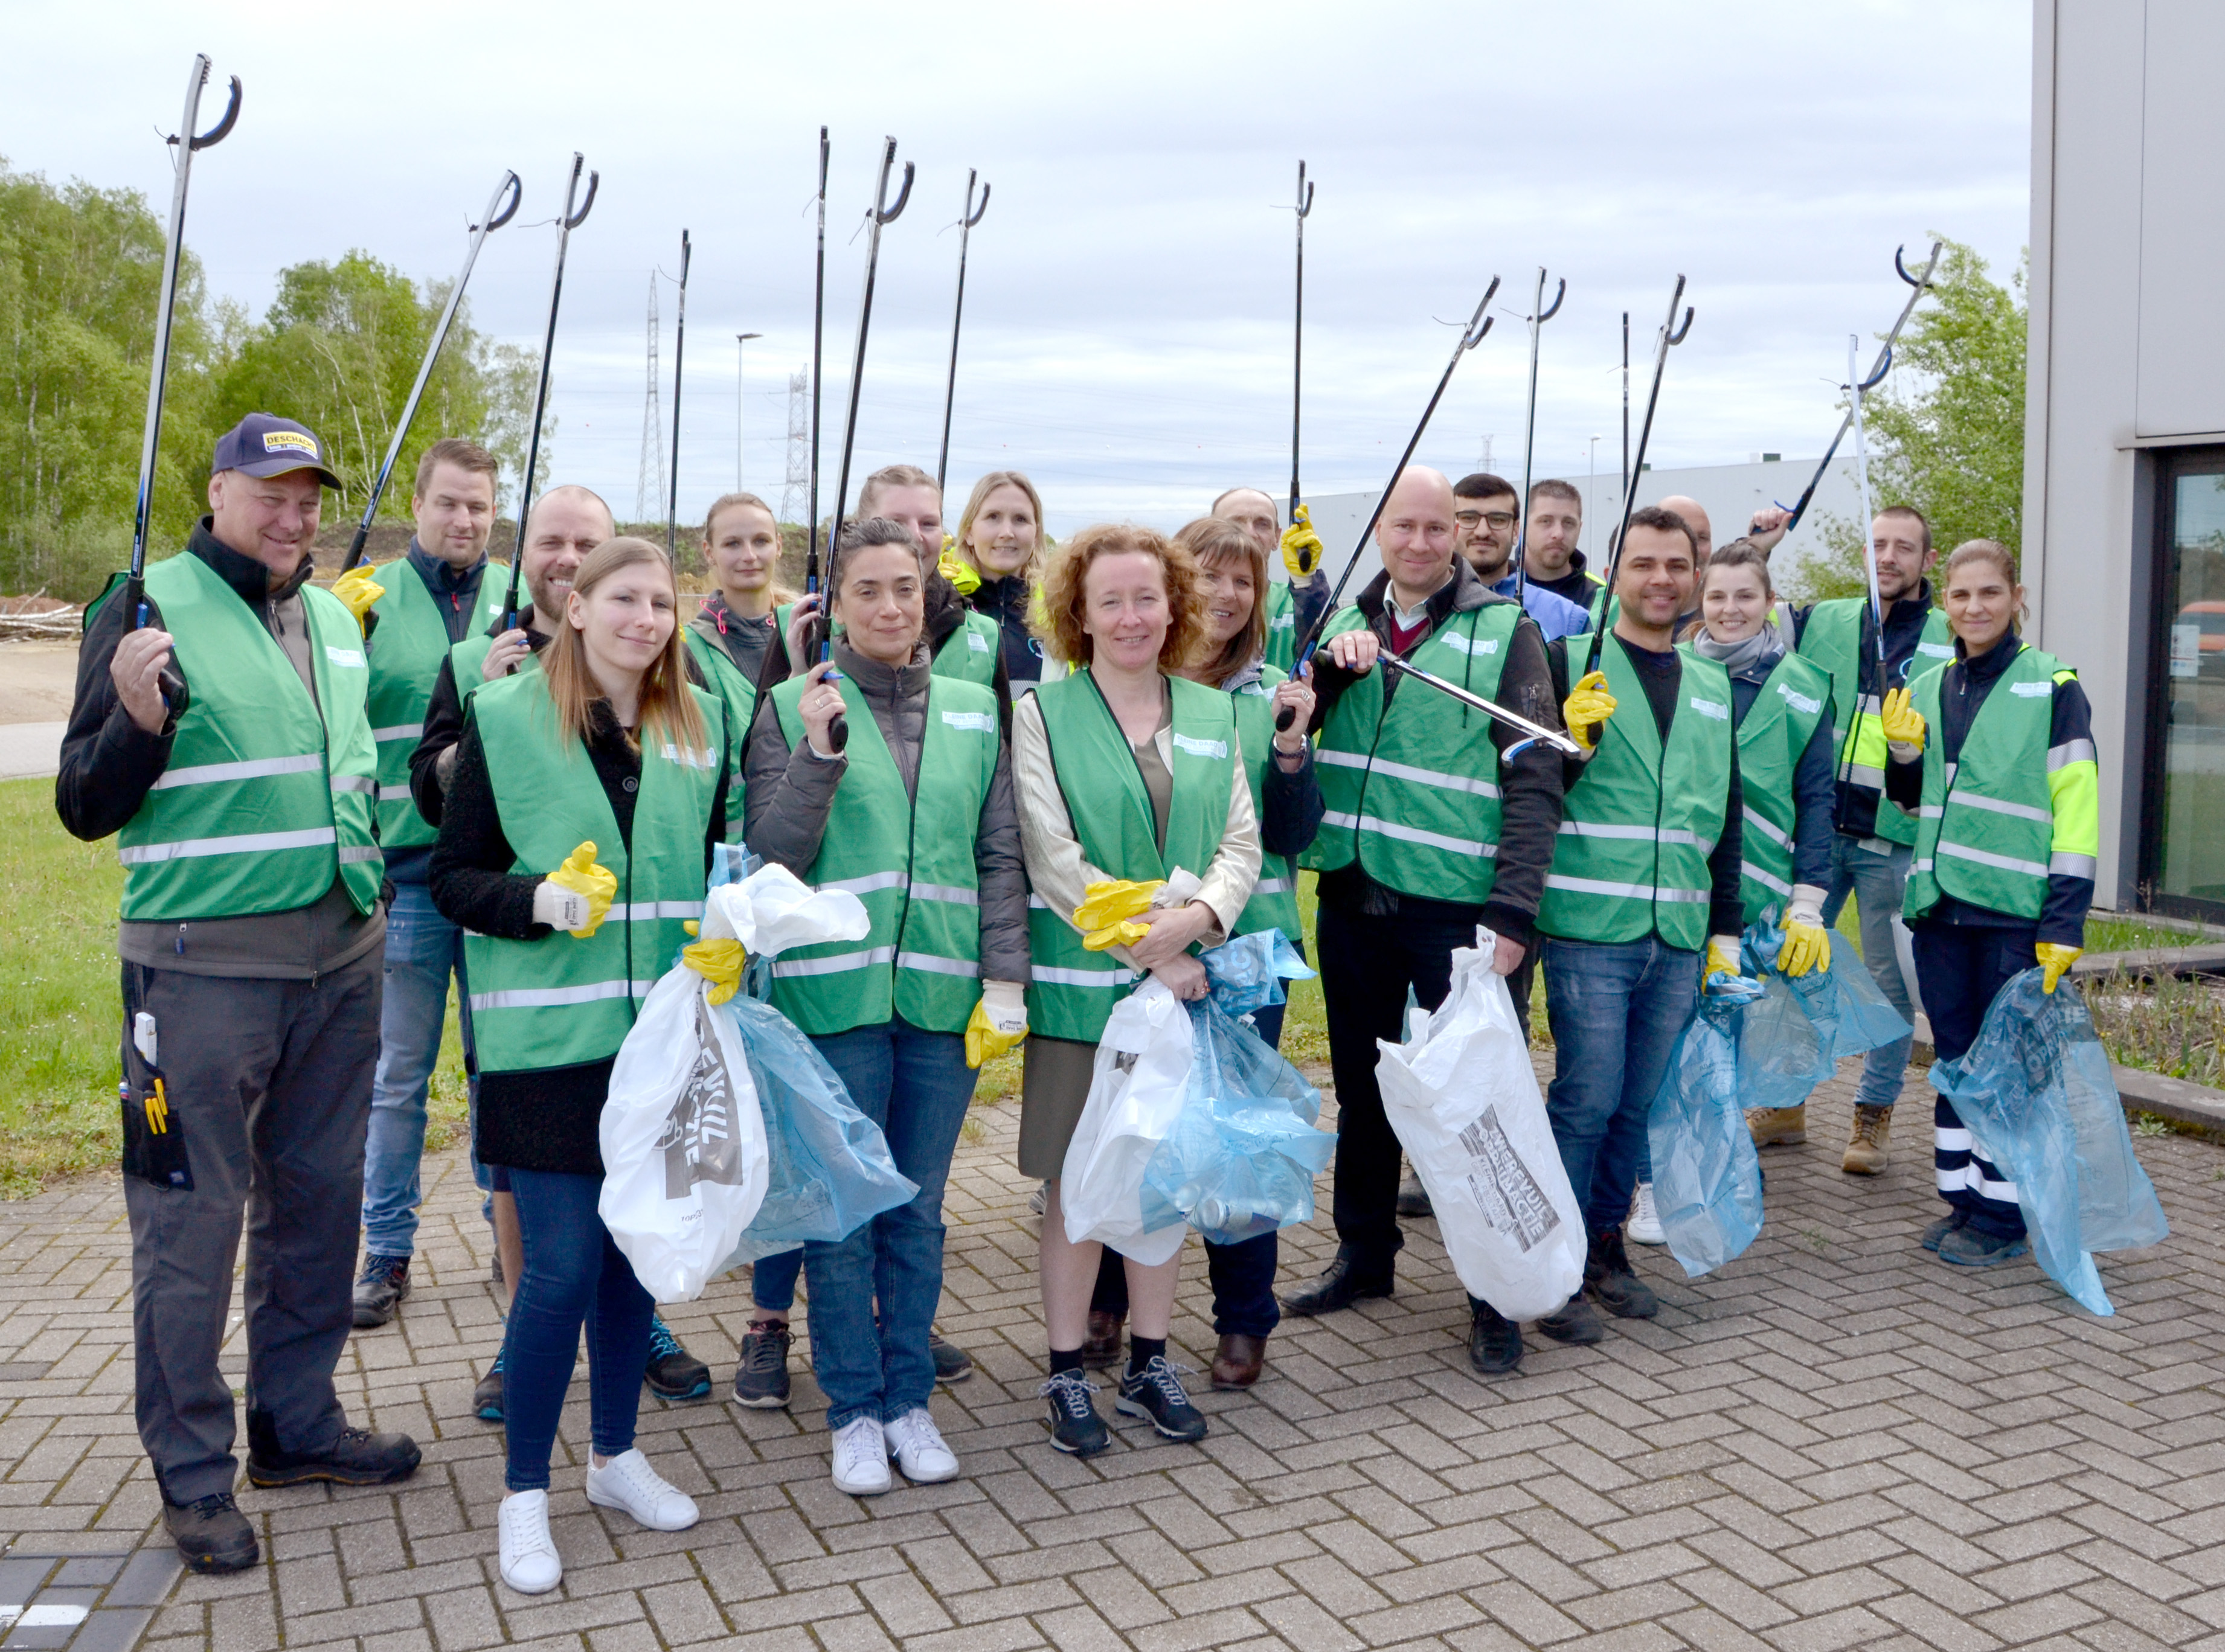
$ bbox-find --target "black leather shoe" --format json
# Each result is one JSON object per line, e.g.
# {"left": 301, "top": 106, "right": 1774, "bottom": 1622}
{"left": 1467, "top": 1301, "right": 1523, "bottom": 1375}
{"left": 1585, "top": 1228, "right": 1658, "bottom": 1320}
{"left": 164, "top": 1493, "right": 258, "bottom": 1574}
{"left": 1395, "top": 1174, "right": 1434, "bottom": 1220}
{"left": 352, "top": 1254, "right": 409, "bottom": 1329}
{"left": 1280, "top": 1248, "right": 1393, "bottom": 1317}
{"left": 1535, "top": 1297, "right": 1605, "bottom": 1345}
{"left": 929, "top": 1333, "right": 973, "bottom": 1382}
{"left": 246, "top": 1422, "right": 420, "bottom": 1489}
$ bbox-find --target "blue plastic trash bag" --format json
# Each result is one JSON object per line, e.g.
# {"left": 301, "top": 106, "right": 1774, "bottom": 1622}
{"left": 1648, "top": 979, "right": 1767, "bottom": 1278}
{"left": 1137, "top": 997, "right": 1332, "bottom": 1246}
{"left": 716, "top": 994, "right": 919, "bottom": 1267}
{"left": 1929, "top": 970, "right": 2168, "bottom": 1315}
{"left": 1201, "top": 930, "right": 1315, "bottom": 1019}
{"left": 1737, "top": 915, "right": 1912, "bottom": 1112}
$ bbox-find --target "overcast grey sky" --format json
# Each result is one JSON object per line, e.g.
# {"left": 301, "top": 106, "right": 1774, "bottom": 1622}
{"left": 8, "top": 1, "right": 2032, "bottom": 537}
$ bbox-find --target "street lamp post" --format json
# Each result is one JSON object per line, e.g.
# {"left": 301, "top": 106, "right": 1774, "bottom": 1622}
{"left": 735, "top": 331, "right": 762, "bottom": 490}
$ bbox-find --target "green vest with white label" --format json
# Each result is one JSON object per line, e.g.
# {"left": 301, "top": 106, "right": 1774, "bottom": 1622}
{"left": 1904, "top": 645, "right": 2087, "bottom": 923}
{"left": 681, "top": 626, "right": 754, "bottom": 822}
{"left": 106, "top": 554, "right": 382, "bottom": 921}
{"left": 1300, "top": 599, "right": 1523, "bottom": 904}
{"left": 1536, "top": 636, "right": 1734, "bottom": 950}
{"left": 364, "top": 558, "right": 509, "bottom": 849}
{"left": 1733, "top": 650, "right": 1834, "bottom": 923}
{"left": 1263, "top": 582, "right": 1297, "bottom": 672}
{"left": 1797, "top": 597, "right": 1954, "bottom": 845}
{"left": 462, "top": 670, "right": 725, "bottom": 1073}
{"left": 1228, "top": 664, "right": 1303, "bottom": 944}
{"left": 1027, "top": 670, "right": 1238, "bottom": 1043}
{"left": 768, "top": 671, "right": 1001, "bottom": 1036}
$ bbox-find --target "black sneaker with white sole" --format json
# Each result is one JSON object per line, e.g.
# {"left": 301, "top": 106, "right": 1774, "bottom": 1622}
{"left": 1116, "top": 1355, "right": 1208, "bottom": 1442}
{"left": 644, "top": 1315, "right": 711, "bottom": 1401}
{"left": 732, "top": 1319, "right": 792, "bottom": 1409}
{"left": 1040, "top": 1369, "right": 1109, "bottom": 1456}
{"left": 929, "top": 1333, "right": 972, "bottom": 1382}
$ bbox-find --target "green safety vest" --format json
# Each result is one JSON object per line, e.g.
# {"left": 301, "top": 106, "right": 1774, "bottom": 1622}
{"left": 1027, "top": 670, "right": 1237, "bottom": 1043}
{"left": 682, "top": 625, "right": 755, "bottom": 822}
{"left": 449, "top": 627, "right": 528, "bottom": 702}
{"left": 1905, "top": 645, "right": 2097, "bottom": 923}
{"left": 1228, "top": 664, "right": 1303, "bottom": 944}
{"left": 364, "top": 559, "right": 508, "bottom": 850}
{"left": 1300, "top": 599, "right": 1523, "bottom": 904}
{"left": 104, "top": 555, "right": 382, "bottom": 921}
{"left": 1797, "top": 597, "right": 1954, "bottom": 845}
{"left": 767, "top": 673, "right": 1001, "bottom": 1036}
{"left": 774, "top": 600, "right": 1001, "bottom": 687}
{"left": 1263, "top": 583, "right": 1296, "bottom": 673}
{"left": 462, "top": 671, "right": 725, "bottom": 1072}
{"left": 1732, "top": 651, "right": 1834, "bottom": 923}
{"left": 1536, "top": 636, "right": 1734, "bottom": 950}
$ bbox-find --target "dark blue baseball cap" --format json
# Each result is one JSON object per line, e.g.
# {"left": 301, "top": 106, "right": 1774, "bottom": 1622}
{"left": 211, "top": 413, "right": 342, "bottom": 488}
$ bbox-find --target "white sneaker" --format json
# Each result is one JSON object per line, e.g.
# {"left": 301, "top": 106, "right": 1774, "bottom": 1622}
{"left": 831, "top": 1415, "right": 893, "bottom": 1496}
{"left": 882, "top": 1406, "right": 960, "bottom": 1483}
{"left": 584, "top": 1447, "right": 699, "bottom": 1532}
{"left": 1028, "top": 1182, "right": 1048, "bottom": 1216}
{"left": 1627, "top": 1181, "right": 1666, "bottom": 1246}
{"left": 498, "top": 1489, "right": 562, "bottom": 1594}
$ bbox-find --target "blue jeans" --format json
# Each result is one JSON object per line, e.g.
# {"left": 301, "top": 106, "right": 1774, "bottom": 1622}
{"left": 501, "top": 1168, "right": 654, "bottom": 1492}
{"left": 1543, "top": 936, "right": 1700, "bottom": 1235}
{"left": 361, "top": 882, "right": 489, "bottom": 1258}
{"left": 803, "top": 1016, "right": 977, "bottom": 1430}
{"left": 1820, "top": 836, "right": 1918, "bottom": 1110}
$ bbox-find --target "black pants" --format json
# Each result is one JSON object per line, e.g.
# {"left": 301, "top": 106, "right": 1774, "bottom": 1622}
{"left": 1910, "top": 920, "right": 2038, "bottom": 1240}
{"left": 1317, "top": 900, "right": 1477, "bottom": 1265}
{"left": 120, "top": 950, "right": 382, "bottom": 1503}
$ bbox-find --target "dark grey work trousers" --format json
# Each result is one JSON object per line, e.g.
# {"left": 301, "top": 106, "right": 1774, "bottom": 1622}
{"left": 119, "top": 950, "right": 381, "bottom": 1503}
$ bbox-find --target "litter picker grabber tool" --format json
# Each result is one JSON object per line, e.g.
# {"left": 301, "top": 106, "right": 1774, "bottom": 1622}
{"left": 1276, "top": 275, "right": 1500, "bottom": 732}
{"left": 1289, "top": 159, "right": 1315, "bottom": 528}
{"left": 804, "top": 129, "right": 829, "bottom": 641}
{"left": 127, "top": 54, "right": 241, "bottom": 712}
{"left": 501, "top": 152, "right": 599, "bottom": 633}
{"left": 666, "top": 228, "right": 692, "bottom": 564}
{"left": 934, "top": 169, "right": 989, "bottom": 493}
{"left": 1584, "top": 275, "right": 1694, "bottom": 677}
{"left": 1619, "top": 310, "right": 1630, "bottom": 508}
{"left": 339, "top": 170, "right": 521, "bottom": 574}
{"left": 1511, "top": 266, "right": 1565, "bottom": 606}
{"left": 1382, "top": 656, "right": 1582, "bottom": 758}
{"left": 1774, "top": 242, "right": 1940, "bottom": 533}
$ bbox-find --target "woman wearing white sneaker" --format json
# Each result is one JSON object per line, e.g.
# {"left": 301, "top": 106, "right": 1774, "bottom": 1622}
{"left": 431, "top": 539, "right": 720, "bottom": 1590}
{"left": 743, "top": 517, "right": 1030, "bottom": 1495}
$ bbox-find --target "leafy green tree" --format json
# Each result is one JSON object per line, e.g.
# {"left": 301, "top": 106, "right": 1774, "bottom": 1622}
{"left": 1782, "top": 238, "right": 2028, "bottom": 604}
{"left": 0, "top": 161, "right": 222, "bottom": 599}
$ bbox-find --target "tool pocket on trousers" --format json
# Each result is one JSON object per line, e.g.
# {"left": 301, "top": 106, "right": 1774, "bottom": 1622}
{"left": 120, "top": 965, "right": 192, "bottom": 1191}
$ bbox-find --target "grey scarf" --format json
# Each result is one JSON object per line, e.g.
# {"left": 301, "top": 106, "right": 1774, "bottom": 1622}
{"left": 1690, "top": 627, "right": 1782, "bottom": 681}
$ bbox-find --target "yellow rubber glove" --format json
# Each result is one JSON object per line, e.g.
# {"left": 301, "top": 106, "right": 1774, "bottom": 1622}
{"left": 1073, "top": 877, "right": 1165, "bottom": 951}
{"left": 1777, "top": 922, "right": 1831, "bottom": 979}
{"left": 1562, "top": 670, "right": 1617, "bottom": 751}
{"left": 546, "top": 842, "right": 617, "bottom": 939}
{"left": 1705, "top": 936, "right": 1742, "bottom": 983}
{"left": 681, "top": 935, "right": 746, "bottom": 1005}
{"left": 1280, "top": 504, "right": 1324, "bottom": 580}
{"left": 2037, "top": 942, "right": 2082, "bottom": 994}
{"left": 965, "top": 981, "right": 1029, "bottom": 1068}
{"left": 1881, "top": 685, "right": 1926, "bottom": 752}
{"left": 937, "top": 535, "right": 981, "bottom": 597}
{"left": 333, "top": 565, "right": 386, "bottom": 631}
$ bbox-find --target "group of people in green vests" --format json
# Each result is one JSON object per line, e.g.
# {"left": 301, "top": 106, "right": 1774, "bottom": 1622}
{"left": 60, "top": 409, "right": 2096, "bottom": 1589}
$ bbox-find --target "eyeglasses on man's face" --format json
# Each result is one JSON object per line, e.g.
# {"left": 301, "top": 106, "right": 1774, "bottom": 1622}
{"left": 1454, "top": 509, "right": 1517, "bottom": 530}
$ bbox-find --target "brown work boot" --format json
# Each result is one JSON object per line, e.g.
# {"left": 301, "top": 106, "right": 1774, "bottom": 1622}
{"left": 1842, "top": 1104, "right": 1892, "bottom": 1176}
{"left": 1210, "top": 1333, "right": 1267, "bottom": 1391}
{"left": 1746, "top": 1104, "right": 1806, "bottom": 1147}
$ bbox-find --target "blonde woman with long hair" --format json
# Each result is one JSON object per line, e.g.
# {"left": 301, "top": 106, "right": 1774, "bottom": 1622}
{"left": 952, "top": 469, "right": 1052, "bottom": 691}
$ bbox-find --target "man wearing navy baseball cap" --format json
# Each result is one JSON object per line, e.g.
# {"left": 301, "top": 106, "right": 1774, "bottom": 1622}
{"left": 56, "top": 412, "right": 420, "bottom": 1575}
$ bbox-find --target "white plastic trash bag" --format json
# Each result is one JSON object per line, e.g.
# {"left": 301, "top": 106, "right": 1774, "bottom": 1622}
{"left": 599, "top": 863, "right": 870, "bottom": 1303}
{"left": 1060, "top": 979, "right": 1195, "bottom": 1264}
{"left": 1373, "top": 928, "right": 1586, "bottom": 1321}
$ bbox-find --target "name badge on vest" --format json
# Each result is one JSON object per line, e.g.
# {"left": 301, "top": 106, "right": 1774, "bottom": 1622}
{"left": 1917, "top": 641, "right": 1955, "bottom": 659}
{"left": 325, "top": 645, "right": 365, "bottom": 669}
{"left": 942, "top": 710, "right": 995, "bottom": 733}
{"left": 1439, "top": 633, "right": 1498, "bottom": 655}
{"left": 2009, "top": 681, "right": 2050, "bottom": 698}
{"left": 1776, "top": 682, "right": 1823, "bottom": 716}
{"left": 1171, "top": 733, "right": 1228, "bottom": 760}
{"left": 968, "top": 630, "right": 990, "bottom": 652}
{"left": 1688, "top": 697, "right": 1729, "bottom": 721}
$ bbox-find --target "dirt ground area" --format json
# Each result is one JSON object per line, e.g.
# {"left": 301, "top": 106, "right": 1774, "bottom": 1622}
{"left": 0, "top": 641, "right": 80, "bottom": 725}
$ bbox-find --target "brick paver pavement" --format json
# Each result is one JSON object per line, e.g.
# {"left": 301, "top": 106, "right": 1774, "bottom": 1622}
{"left": 4, "top": 1057, "right": 2223, "bottom": 1652}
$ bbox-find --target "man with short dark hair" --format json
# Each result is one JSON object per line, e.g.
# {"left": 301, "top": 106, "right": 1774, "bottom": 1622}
{"left": 58, "top": 414, "right": 422, "bottom": 1575}
{"left": 1521, "top": 480, "right": 1599, "bottom": 612}
{"left": 1451, "top": 472, "right": 1591, "bottom": 641}
{"left": 352, "top": 438, "right": 509, "bottom": 1331}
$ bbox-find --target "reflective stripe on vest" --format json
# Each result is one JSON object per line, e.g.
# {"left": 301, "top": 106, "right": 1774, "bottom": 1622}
{"left": 1300, "top": 598, "right": 1520, "bottom": 902}
{"left": 1028, "top": 670, "right": 1236, "bottom": 1043}
{"left": 461, "top": 670, "right": 724, "bottom": 1072}
{"left": 1230, "top": 665, "right": 1304, "bottom": 944}
{"left": 1730, "top": 650, "right": 1832, "bottom": 923}
{"left": 1535, "top": 636, "right": 1732, "bottom": 949}
{"left": 112, "top": 555, "right": 382, "bottom": 920}
{"left": 1904, "top": 647, "right": 2076, "bottom": 924}
{"left": 768, "top": 671, "right": 1001, "bottom": 1036}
